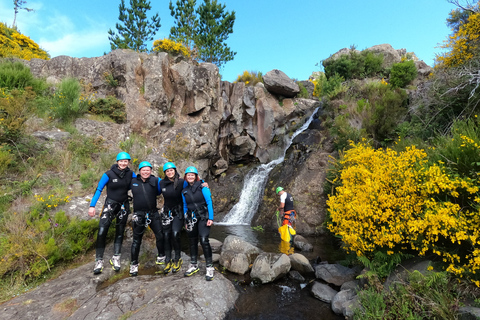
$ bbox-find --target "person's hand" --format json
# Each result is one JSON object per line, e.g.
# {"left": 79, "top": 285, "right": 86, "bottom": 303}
{"left": 201, "top": 182, "right": 209, "bottom": 188}
{"left": 88, "top": 207, "right": 96, "bottom": 217}
{"left": 206, "top": 219, "right": 213, "bottom": 227}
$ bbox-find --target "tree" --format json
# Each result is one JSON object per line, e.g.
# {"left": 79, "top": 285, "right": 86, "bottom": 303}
{"left": 195, "top": 0, "right": 236, "bottom": 67}
{"left": 168, "top": 0, "right": 236, "bottom": 68}
{"left": 12, "top": 0, "right": 33, "bottom": 29}
{"left": 108, "top": 0, "right": 161, "bottom": 52}
{"left": 169, "top": 0, "right": 198, "bottom": 49}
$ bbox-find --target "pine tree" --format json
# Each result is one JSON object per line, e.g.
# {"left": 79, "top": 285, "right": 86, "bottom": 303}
{"left": 108, "top": 0, "right": 161, "bottom": 52}
{"left": 169, "top": 0, "right": 198, "bottom": 50}
{"left": 195, "top": 0, "right": 236, "bottom": 68}
{"left": 168, "top": 0, "right": 236, "bottom": 68}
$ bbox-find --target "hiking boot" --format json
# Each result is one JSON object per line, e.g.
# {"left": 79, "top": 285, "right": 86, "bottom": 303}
{"left": 129, "top": 264, "right": 139, "bottom": 277}
{"left": 205, "top": 265, "right": 215, "bottom": 281}
{"left": 184, "top": 263, "right": 199, "bottom": 277}
{"left": 93, "top": 259, "right": 103, "bottom": 274}
{"left": 155, "top": 255, "right": 166, "bottom": 265}
{"left": 163, "top": 261, "right": 173, "bottom": 274}
{"left": 172, "top": 258, "right": 183, "bottom": 273}
{"left": 110, "top": 255, "right": 121, "bottom": 271}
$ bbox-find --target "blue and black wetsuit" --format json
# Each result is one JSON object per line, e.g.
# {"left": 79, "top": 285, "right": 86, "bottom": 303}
{"left": 90, "top": 164, "right": 135, "bottom": 260}
{"left": 159, "top": 176, "right": 186, "bottom": 264}
{"left": 182, "top": 181, "right": 214, "bottom": 266}
{"left": 130, "top": 174, "right": 164, "bottom": 265}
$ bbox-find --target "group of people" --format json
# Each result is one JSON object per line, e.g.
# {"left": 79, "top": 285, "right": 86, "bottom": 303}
{"left": 88, "top": 152, "right": 215, "bottom": 281}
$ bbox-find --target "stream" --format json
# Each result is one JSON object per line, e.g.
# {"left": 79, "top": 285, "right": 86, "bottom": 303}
{"left": 210, "top": 225, "right": 344, "bottom": 320}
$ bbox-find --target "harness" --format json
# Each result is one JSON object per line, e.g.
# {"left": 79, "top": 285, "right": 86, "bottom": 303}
{"left": 161, "top": 204, "right": 182, "bottom": 226}
{"left": 101, "top": 196, "right": 131, "bottom": 225}
{"left": 282, "top": 210, "right": 297, "bottom": 227}
{"left": 182, "top": 183, "right": 209, "bottom": 231}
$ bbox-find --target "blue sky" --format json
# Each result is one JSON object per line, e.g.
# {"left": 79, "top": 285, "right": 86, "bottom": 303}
{"left": 1, "top": 0, "right": 457, "bottom": 82}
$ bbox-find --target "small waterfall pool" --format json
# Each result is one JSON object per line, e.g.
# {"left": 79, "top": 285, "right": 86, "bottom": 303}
{"left": 209, "top": 225, "right": 344, "bottom": 320}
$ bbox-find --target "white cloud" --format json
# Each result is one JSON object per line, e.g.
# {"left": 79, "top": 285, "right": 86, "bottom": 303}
{"left": 39, "top": 30, "right": 109, "bottom": 58}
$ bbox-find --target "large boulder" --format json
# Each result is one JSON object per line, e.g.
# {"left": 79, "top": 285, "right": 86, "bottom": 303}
{"left": 289, "top": 253, "right": 314, "bottom": 275}
{"left": 263, "top": 69, "right": 300, "bottom": 97}
{"left": 219, "top": 235, "right": 262, "bottom": 274}
{"left": 315, "top": 263, "right": 358, "bottom": 286}
{"left": 250, "top": 252, "right": 291, "bottom": 284}
{"left": 311, "top": 282, "right": 338, "bottom": 303}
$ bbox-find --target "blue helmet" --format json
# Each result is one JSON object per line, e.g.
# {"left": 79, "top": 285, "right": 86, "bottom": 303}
{"left": 163, "top": 162, "right": 176, "bottom": 172}
{"left": 138, "top": 161, "right": 152, "bottom": 170}
{"left": 116, "top": 152, "right": 131, "bottom": 161}
{"left": 184, "top": 166, "right": 198, "bottom": 175}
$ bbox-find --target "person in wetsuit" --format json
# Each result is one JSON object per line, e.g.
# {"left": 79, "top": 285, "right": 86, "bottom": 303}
{"left": 159, "top": 162, "right": 185, "bottom": 274}
{"left": 88, "top": 152, "right": 134, "bottom": 274}
{"left": 182, "top": 166, "right": 215, "bottom": 281}
{"left": 129, "top": 161, "right": 165, "bottom": 276}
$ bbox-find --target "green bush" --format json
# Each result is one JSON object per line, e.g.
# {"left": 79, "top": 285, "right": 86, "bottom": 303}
{"left": 0, "top": 60, "right": 47, "bottom": 94}
{"left": 0, "top": 88, "right": 35, "bottom": 143}
{"left": 314, "top": 73, "right": 345, "bottom": 98}
{"left": 296, "top": 82, "right": 309, "bottom": 98}
{"left": 323, "top": 49, "right": 384, "bottom": 80}
{"left": 354, "top": 271, "right": 459, "bottom": 320}
{"left": 0, "top": 144, "right": 13, "bottom": 175}
{"left": 88, "top": 96, "right": 127, "bottom": 123}
{"left": 0, "top": 194, "right": 97, "bottom": 281}
{"left": 50, "top": 78, "right": 89, "bottom": 123}
{"left": 389, "top": 60, "right": 417, "bottom": 88}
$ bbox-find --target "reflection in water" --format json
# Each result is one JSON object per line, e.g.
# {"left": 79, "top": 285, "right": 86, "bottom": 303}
{"left": 279, "top": 240, "right": 294, "bottom": 255}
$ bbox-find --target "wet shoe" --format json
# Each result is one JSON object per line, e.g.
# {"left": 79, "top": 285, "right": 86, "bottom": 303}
{"left": 93, "top": 259, "right": 103, "bottom": 274}
{"left": 155, "top": 255, "right": 166, "bottom": 265}
{"left": 130, "top": 264, "right": 139, "bottom": 277}
{"left": 184, "top": 263, "right": 199, "bottom": 277}
{"left": 163, "top": 261, "right": 173, "bottom": 274}
{"left": 172, "top": 258, "right": 183, "bottom": 273}
{"left": 205, "top": 266, "right": 214, "bottom": 281}
{"left": 110, "top": 255, "right": 121, "bottom": 271}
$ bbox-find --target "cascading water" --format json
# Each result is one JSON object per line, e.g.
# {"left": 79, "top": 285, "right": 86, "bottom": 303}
{"left": 219, "top": 107, "right": 320, "bottom": 225}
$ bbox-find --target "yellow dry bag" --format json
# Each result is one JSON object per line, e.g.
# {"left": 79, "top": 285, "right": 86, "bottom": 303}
{"left": 278, "top": 224, "right": 296, "bottom": 243}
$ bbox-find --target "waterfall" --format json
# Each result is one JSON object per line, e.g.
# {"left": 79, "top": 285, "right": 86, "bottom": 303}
{"left": 219, "top": 108, "right": 319, "bottom": 225}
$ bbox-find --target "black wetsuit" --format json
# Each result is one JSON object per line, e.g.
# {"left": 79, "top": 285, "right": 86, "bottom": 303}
{"left": 90, "top": 164, "right": 134, "bottom": 260}
{"left": 130, "top": 174, "right": 164, "bottom": 265}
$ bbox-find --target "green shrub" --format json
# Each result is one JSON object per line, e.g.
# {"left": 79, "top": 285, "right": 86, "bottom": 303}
{"left": 0, "top": 145, "right": 14, "bottom": 175}
{"left": 50, "top": 78, "right": 88, "bottom": 123}
{"left": 355, "top": 271, "right": 459, "bottom": 320}
{"left": 323, "top": 49, "right": 384, "bottom": 80}
{"left": 88, "top": 96, "right": 126, "bottom": 123}
{"left": 428, "top": 117, "right": 480, "bottom": 180}
{"left": 0, "top": 194, "right": 97, "bottom": 281}
{"left": 0, "top": 87, "right": 36, "bottom": 143}
{"left": 67, "top": 135, "right": 105, "bottom": 163}
{"left": 296, "top": 82, "right": 309, "bottom": 98}
{"left": 389, "top": 60, "right": 417, "bottom": 88}
{"left": 80, "top": 170, "right": 97, "bottom": 189}
{"left": 314, "top": 73, "right": 345, "bottom": 98}
{"left": 0, "top": 61, "right": 47, "bottom": 94}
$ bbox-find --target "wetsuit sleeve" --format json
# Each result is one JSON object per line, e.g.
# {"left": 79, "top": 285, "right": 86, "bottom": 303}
{"left": 202, "top": 187, "right": 214, "bottom": 220}
{"left": 183, "top": 179, "right": 188, "bottom": 189}
{"left": 280, "top": 192, "right": 287, "bottom": 203}
{"left": 182, "top": 194, "right": 187, "bottom": 215}
{"left": 89, "top": 173, "right": 109, "bottom": 207}
{"left": 157, "top": 178, "right": 162, "bottom": 195}
{"left": 132, "top": 171, "right": 137, "bottom": 178}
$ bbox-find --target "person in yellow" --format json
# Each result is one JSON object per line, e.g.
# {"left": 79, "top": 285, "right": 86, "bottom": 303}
{"left": 276, "top": 187, "right": 297, "bottom": 245}
{"left": 276, "top": 187, "right": 297, "bottom": 227}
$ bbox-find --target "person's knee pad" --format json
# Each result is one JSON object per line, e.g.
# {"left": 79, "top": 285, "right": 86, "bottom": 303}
{"left": 199, "top": 237, "right": 210, "bottom": 246}
{"left": 97, "top": 226, "right": 108, "bottom": 238}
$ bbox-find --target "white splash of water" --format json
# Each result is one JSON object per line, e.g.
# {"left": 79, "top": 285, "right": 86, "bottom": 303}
{"left": 219, "top": 108, "right": 319, "bottom": 225}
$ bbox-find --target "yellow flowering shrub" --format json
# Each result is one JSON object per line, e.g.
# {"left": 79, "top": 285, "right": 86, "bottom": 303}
{"left": 436, "top": 12, "right": 480, "bottom": 67}
{"left": 327, "top": 141, "right": 480, "bottom": 282}
{"left": 234, "top": 70, "right": 263, "bottom": 86}
{"left": 0, "top": 23, "right": 49, "bottom": 60}
{"left": 152, "top": 38, "right": 191, "bottom": 58}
